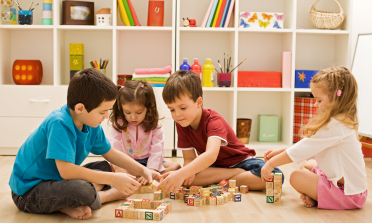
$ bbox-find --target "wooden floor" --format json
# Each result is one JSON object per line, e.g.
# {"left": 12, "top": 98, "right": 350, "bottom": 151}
{"left": 1, "top": 156, "right": 372, "bottom": 223}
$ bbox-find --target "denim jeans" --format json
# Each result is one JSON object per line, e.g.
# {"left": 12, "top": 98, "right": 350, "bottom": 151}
{"left": 11, "top": 161, "right": 111, "bottom": 214}
{"left": 210, "top": 158, "right": 285, "bottom": 182}
{"left": 135, "top": 157, "right": 166, "bottom": 167}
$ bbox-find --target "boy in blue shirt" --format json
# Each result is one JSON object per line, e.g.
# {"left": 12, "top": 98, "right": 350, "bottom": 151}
{"left": 9, "top": 68, "right": 160, "bottom": 220}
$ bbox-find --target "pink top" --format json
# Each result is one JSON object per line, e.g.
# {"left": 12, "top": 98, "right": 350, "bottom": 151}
{"left": 107, "top": 121, "right": 165, "bottom": 172}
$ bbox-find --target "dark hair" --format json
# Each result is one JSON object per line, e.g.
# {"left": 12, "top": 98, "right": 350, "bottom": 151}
{"left": 67, "top": 68, "right": 118, "bottom": 112}
{"left": 162, "top": 70, "right": 203, "bottom": 104}
{"left": 110, "top": 80, "right": 161, "bottom": 132}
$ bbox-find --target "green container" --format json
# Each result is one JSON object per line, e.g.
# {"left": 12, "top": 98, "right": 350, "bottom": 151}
{"left": 258, "top": 115, "right": 279, "bottom": 142}
{"left": 42, "top": 18, "right": 52, "bottom": 25}
{"left": 70, "top": 55, "right": 84, "bottom": 71}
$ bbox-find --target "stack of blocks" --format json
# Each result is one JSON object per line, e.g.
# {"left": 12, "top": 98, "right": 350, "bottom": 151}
{"left": 69, "top": 43, "right": 84, "bottom": 79}
{"left": 42, "top": 0, "right": 53, "bottom": 25}
{"left": 266, "top": 173, "right": 282, "bottom": 204}
{"left": 115, "top": 199, "right": 171, "bottom": 220}
{"left": 134, "top": 180, "right": 159, "bottom": 194}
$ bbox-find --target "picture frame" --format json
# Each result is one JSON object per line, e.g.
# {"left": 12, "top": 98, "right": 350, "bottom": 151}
{"left": 62, "top": 1, "right": 94, "bottom": 25}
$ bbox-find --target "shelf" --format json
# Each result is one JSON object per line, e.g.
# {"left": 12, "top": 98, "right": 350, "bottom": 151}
{"left": 238, "top": 28, "right": 294, "bottom": 33}
{"left": 203, "top": 87, "right": 234, "bottom": 92}
{"left": 294, "top": 88, "right": 312, "bottom": 92}
{"left": 179, "top": 27, "right": 235, "bottom": 32}
{"left": 116, "top": 26, "right": 172, "bottom": 31}
{"left": 57, "top": 25, "right": 113, "bottom": 30}
{"left": 296, "top": 29, "right": 350, "bottom": 35}
{"left": 0, "top": 25, "right": 53, "bottom": 30}
{"left": 237, "top": 88, "right": 291, "bottom": 92}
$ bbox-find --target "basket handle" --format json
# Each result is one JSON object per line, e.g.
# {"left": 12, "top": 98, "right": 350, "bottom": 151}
{"left": 311, "top": 0, "right": 344, "bottom": 14}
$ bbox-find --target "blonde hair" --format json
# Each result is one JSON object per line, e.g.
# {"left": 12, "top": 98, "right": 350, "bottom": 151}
{"left": 302, "top": 66, "right": 359, "bottom": 138}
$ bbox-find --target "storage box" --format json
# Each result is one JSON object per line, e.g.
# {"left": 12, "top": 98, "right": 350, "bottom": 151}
{"left": 258, "top": 115, "right": 279, "bottom": 142}
{"left": 70, "top": 55, "right": 84, "bottom": 71}
{"left": 240, "top": 12, "right": 283, "bottom": 29}
{"left": 294, "top": 70, "right": 319, "bottom": 88}
{"left": 238, "top": 71, "right": 281, "bottom": 88}
{"left": 293, "top": 97, "right": 317, "bottom": 142}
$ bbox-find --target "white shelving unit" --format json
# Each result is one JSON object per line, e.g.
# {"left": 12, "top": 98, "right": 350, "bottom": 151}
{"left": 0, "top": 0, "right": 176, "bottom": 156}
{"left": 0, "top": 0, "right": 353, "bottom": 157}
{"left": 176, "top": 0, "right": 352, "bottom": 156}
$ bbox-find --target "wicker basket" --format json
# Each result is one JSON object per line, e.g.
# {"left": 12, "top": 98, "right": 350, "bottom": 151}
{"left": 310, "top": 0, "right": 345, "bottom": 29}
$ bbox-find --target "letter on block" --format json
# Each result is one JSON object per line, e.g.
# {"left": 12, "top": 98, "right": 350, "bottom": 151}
{"left": 234, "top": 193, "right": 241, "bottom": 202}
{"left": 229, "top": 180, "right": 236, "bottom": 188}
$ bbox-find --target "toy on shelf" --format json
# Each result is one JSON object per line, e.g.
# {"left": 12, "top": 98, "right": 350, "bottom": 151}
{"left": 182, "top": 17, "right": 189, "bottom": 27}
{"left": 293, "top": 97, "right": 317, "bottom": 143}
{"left": 258, "top": 115, "right": 279, "bottom": 142}
{"left": 202, "top": 58, "right": 214, "bottom": 87}
{"left": 89, "top": 58, "right": 109, "bottom": 75}
{"left": 238, "top": 71, "right": 281, "bottom": 88}
{"left": 147, "top": 0, "right": 164, "bottom": 26}
{"left": 266, "top": 173, "right": 282, "bottom": 204}
{"left": 190, "top": 58, "right": 202, "bottom": 78}
{"left": 1, "top": 0, "right": 14, "bottom": 25}
{"left": 42, "top": 0, "right": 52, "bottom": 25}
{"left": 294, "top": 70, "right": 319, "bottom": 88}
{"left": 117, "top": 74, "right": 132, "bottom": 86}
{"left": 9, "top": 7, "right": 16, "bottom": 24}
{"left": 96, "top": 8, "right": 111, "bottom": 26}
{"left": 236, "top": 118, "right": 252, "bottom": 144}
{"left": 132, "top": 64, "right": 172, "bottom": 87}
{"left": 69, "top": 43, "right": 84, "bottom": 79}
{"left": 180, "top": 58, "right": 190, "bottom": 71}
{"left": 12, "top": 60, "right": 43, "bottom": 85}
{"left": 16, "top": 2, "right": 39, "bottom": 25}
{"left": 240, "top": 12, "right": 283, "bottom": 29}
{"left": 189, "top": 19, "right": 196, "bottom": 27}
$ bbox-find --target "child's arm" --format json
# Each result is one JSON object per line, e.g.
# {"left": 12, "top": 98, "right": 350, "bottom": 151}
{"left": 264, "top": 147, "right": 287, "bottom": 162}
{"left": 158, "top": 137, "right": 221, "bottom": 193}
{"left": 103, "top": 148, "right": 161, "bottom": 183}
{"left": 56, "top": 159, "right": 141, "bottom": 195}
{"left": 261, "top": 151, "right": 293, "bottom": 181}
{"left": 182, "top": 149, "right": 197, "bottom": 185}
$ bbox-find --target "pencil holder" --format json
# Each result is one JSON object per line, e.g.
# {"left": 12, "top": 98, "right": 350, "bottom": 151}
{"left": 217, "top": 73, "right": 231, "bottom": 87}
{"left": 236, "top": 119, "right": 252, "bottom": 144}
{"left": 18, "top": 10, "right": 33, "bottom": 25}
{"left": 98, "top": 69, "right": 106, "bottom": 74}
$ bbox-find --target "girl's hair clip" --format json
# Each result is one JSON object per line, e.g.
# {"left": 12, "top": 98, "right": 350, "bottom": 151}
{"left": 337, "top": 90, "right": 342, "bottom": 96}
{"left": 141, "top": 85, "right": 144, "bottom": 88}
{"left": 121, "top": 86, "right": 124, "bottom": 90}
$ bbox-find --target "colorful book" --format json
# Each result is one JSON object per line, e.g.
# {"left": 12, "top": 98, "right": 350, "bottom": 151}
{"left": 127, "top": 0, "right": 140, "bottom": 26}
{"left": 201, "top": 0, "right": 215, "bottom": 27}
{"left": 118, "top": 0, "right": 130, "bottom": 26}
{"left": 224, "top": 0, "right": 235, "bottom": 28}
{"left": 216, "top": 0, "right": 228, "bottom": 27}
{"left": 206, "top": 0, "right": 219, "bottom": 27}
{"left": 220, "top": 0, "right": 231, "bottom": 27}
{"left": 212, "top": 0, "right": 223, "bottom": 27}
{"left": 123, "top": 0, "right": 134, "bottom": 26}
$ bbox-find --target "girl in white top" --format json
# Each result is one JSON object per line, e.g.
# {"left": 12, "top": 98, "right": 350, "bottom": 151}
{"left": 261, "top": 66, "right": 368, "bottom": 210}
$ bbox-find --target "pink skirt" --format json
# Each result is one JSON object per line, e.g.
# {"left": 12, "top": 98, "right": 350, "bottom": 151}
{"left": 312, "top": 165, "right": 368, "bottom": 210}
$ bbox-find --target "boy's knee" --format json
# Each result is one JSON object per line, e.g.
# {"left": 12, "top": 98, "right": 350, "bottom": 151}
{"left": 66, "top": 180, "right": 98, "bottom": 206}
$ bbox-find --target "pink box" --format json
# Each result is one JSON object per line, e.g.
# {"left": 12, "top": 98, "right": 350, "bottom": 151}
{"left": 282, "top": 52, "right": 292, "bottom": 88}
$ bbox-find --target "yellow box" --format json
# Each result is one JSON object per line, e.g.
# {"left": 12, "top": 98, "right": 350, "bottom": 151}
{"left": 69, "top": 43, "right": 84, "bottom": 56}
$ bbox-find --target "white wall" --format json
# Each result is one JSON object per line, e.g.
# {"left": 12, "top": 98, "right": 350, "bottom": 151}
{"left": 351, "top": 0, "right": 372, "bottom": 60}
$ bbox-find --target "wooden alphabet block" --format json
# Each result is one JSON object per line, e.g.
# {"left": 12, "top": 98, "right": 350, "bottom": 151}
{"left": 170, "top": 192, "right": 176, "bottom": 199}
{"left": 184, "top": 194, "right": 190, "bottom": 203}
{"left": 266, "top": 189, "right": 273, "bottom": 196}
{"left": 115, "top": 207, "right": 124, "bottom": 218}
{"left": 190, "top": 186, "right": 199, "bottom": 194}
{"left": 229, "top": 180, "right": 236, "bottom": 188}
{"left": 217, "top": 196, "right": 224, "bottom": 205}
{"left": 273, "top": 173, "right": 282, "bottom": 182}
{"left": 274, "top": 182, "right": 282, "bottom": 190}
{"left": 202, "top": 188, "right": 210, "bottom": 197}
{"left": 142, "top": 199, "right": 151, "bottom": 209}
{"left": 210, "top": 196, "right": 217, "bottom": 205}
{"left": 154, "top": 191, "right": 162, "bottom": 200}
{"left": 155, "top": 201, "right": 164, "bottom": 208}
{"left": 240, "top": 185, "right": 249, "bottom": 194}
{"left": 187, "top": 197, "right": 195, "bottom": 206}
{"left": 134, "top": 200, "right": 142, "bottom": 209}
{"left": 223, "top": 193, "right": 229, "bottom": 203}
{"left": 123, "top": 209, "right": 131, "bottom": 218}
{"left": 158, "top": 204, "right": 169, "bottom": 214}
{"left": 219, "top": 179, "right": 228, "bottom": 187}
{"left": 164, "top": 192, "right": 170, "bottom": 198}
{"left": 141, "top": 186, "right": 149, "bottom": 193}
{"left": 153, "top": 210, "right": 163, "bottom": 221}
{"left": 266, "top": 196, "right": 274, "bottom": 203}
{"left": 145, "top": 211, "right": 153, "bottom": 220}
{"left": 228, "top": 192, "right": 233, "bottom": 201}
{"left": 266, "top": 182, "right": 273, "bottom": 189}
{"left": 163, "top": 200, "right": 172, "bottom": 210}
{"left": 194, "top": 198, "right": 203, "bottom": 207}
{"left": 234, "top": 193, "right": 241, "bottom": 202}
{"left": 150, "top": 201, "right": 157, "bottom": 209}
{"left": 274, "top": 190, "right": 282, "bottom": 196}
{"left": 131, "top": 209, "right": 138, "bottom": 219}
{"left": 274, "top": 196, "right": 281, "bottom": 204}
{"left": 176, "top": 192, "right": 185, "bottom": 200}
{"left": 137, "top": 209, "right": 146, "bottom": 219}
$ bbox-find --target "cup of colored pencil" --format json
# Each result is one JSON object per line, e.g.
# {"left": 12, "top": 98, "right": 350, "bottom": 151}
{"left": 90, "top": 59, "right": 109, "bottom": 74}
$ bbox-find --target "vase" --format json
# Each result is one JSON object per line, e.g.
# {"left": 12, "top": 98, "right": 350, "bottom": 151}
{"left": 236, "top": 119, "right": 252, "bottom": 144}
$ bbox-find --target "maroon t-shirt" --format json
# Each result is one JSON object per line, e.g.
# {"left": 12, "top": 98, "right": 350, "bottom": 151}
{"left": 176, "top": 108, "right": 256, "bottom": 167}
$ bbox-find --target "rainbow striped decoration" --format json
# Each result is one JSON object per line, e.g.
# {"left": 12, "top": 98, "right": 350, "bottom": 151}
{"left": 42, "top": 0, "right": 52, "bottom": 25}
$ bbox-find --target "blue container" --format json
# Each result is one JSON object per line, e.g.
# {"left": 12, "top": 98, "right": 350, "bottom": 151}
{"left": 18, "top": 10, "right": 33, "bottom": 25}
{"left": 180, "top": 58, "right": 191, "bottom": 71}
{"left": 43, "top": 3, "right": 52, "bottom": 11}
{"left": 294, "top": 70, "right": 319, "bottom": 88}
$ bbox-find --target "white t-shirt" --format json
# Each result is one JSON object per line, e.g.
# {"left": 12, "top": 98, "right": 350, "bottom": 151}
{"left": 286, "top": 118, "right": 367, "bottom": 195}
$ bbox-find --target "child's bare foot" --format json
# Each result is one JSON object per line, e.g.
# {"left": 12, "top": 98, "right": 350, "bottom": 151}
{"left": 60, "top": 206, "right": 92, "bottom": 220}
{"left": 99, "top": 187, "right": 130, "bottom": 204}
{"left": 300, "top": 194, "right": 317, "bottom": 208}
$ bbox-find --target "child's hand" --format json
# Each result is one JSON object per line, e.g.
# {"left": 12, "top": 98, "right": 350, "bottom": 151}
{"left": 112, "top": 173, "right": 142, "bottom": 195}
{"left": 264, "top": 148, "right": 286, "bottom": 162}
{"left": 261, "top": 162, "right": 274, "bottom": 182}
{"left": 183, "top": 174, "right": 195, "bottom": 186}
{"left": 140, "top": 168, "right": 162, "bottom": 185}
{"left": 157, "top": 171, "right": 185, "bottom": 193}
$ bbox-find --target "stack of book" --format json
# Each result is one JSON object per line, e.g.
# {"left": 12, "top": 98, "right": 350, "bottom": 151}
{"left": 118, "top": 0, "right": 140, "bottom": 26}
{"left": 200, "top": 0, "right": 235, "bottom": 28}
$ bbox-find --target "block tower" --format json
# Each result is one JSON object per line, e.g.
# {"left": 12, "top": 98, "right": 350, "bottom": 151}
{"left": 69, "top": 43, "right": 84, "bottom": 79}
{"left": 42, "top": 0, "right": 52, "bottom": 25}
{"left": 266, "top": 173, "right": 282, "bottom": 204}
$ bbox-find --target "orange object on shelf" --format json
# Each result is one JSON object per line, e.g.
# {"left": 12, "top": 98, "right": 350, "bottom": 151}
{"left": 12, "top": 60, "right": 43, "bottom": 85}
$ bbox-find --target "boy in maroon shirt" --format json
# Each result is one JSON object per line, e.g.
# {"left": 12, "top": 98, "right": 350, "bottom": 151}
{"left": 159, "top": 70, "right": 284, "bottom": 193}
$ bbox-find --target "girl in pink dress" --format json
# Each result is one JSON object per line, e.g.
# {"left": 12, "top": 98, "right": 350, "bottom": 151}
{"left": 108, "top": 80, "right": 180, "bottom": 177}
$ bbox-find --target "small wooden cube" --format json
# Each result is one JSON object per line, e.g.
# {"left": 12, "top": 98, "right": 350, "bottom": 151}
{"left": 187, "top": 197, "right": 195, "bottom": 206}
{"left": 274, "top": 196, "right": 281, "bottom": 204}
{"left": 229, "top": 180, "right": 236, "bottom": 188}
{"left": 240, "top": 185, "right": 249, "bottom": 194}
{"left": 154, "top": 191, "right": 162, "bottom": 200}
{"left": 137, "top": 209, "right": 146, "bottom": 219}
{"left": 176, "top": 192, "right": 184, "bottom": 200}
{"left": 273, "top": 173, "right": 283, "bottom": 182}
{"left": 202, "top": 188, "right": 210, "bottom": 197}
{"left": 153, "top": 210, "right": 163, "bottom": 221}
{"left": 163, "top": 200, "right": 172, "bottom": 210}
{"left": 234, "top": 193, "right": 241, "bottom": 202}
{"left": 123, "top": 209, "right": 131, "bottom": 218}
{"left": 274, "top": 182, "right": 282, "bottom": 190}
{"left": 219, "top": 179, "right": 228, "bottom": 187}
{"left": 274, "top": 189, "right": 282, "bottom": 196}
{"left": 134, "top": 200, "right": 142, "bottom": 209}
{"left": 145, "top": 211, "right": 154, "bottom": 220}
{"left": 158, "top": 204, "right": 169, "bottom": 214}
{"left": 164, "top": 192, "right": 170, "bottom": 198}
{"left": 184, "top": 194, "right": 190, "bottom": 203}
{"left": 115, "top": 207, "right": 124, "bottom": 218}
{"left": 155, "top": 201, "right": 164, "bottom": 208}
{"left": 227, "top": 193, "right": 233, "bottom": 201}
{"left": 150, "top": 201, "right": 157, "bottom": 209}
{"left": 190, "top": 186, "right": 199, "bottom": 194}
{"left": 266, "top": 196, "right": 274, "bottom": 203}
{"left": 194, "top": 198, "right": 203, "bottom": 207}
{"left": 223, "top": 193, "right": 229, "bottom": 203}
{"left": 266, "top": 189, "right": 274, "bottom": 196}
{"left": 148, "top": 184, "right": 157, "bottom": 193}
{"left": 266, "top": 182, "right": 273, "bottom": 189}
{"left": 210, "top": 196, "right": 217, "bottom": 205}
{"left": 217, "top": 196, "right": 224, "bottom": 205}
{"left": 142, "top": 199, "right": 151, "bottom": 209}
{"left": 131, "top": 209, "right": 138, "bottom": 219}
{"left": 170, "top": 192, "right": 176, "bottom": 199}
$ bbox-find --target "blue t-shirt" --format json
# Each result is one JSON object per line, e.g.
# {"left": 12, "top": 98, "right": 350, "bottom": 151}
{"left": 9, "top": 105, "right": 111, "bottom": 196}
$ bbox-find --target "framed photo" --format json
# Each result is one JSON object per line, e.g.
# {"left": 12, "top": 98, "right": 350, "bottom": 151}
{"left": 62, "top": 1, "right": 94, "bottom": 25}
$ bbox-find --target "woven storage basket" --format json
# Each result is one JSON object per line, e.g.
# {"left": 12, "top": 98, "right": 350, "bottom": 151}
{"left": 310, "top": 0, "right": 345, "bottom": 29}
